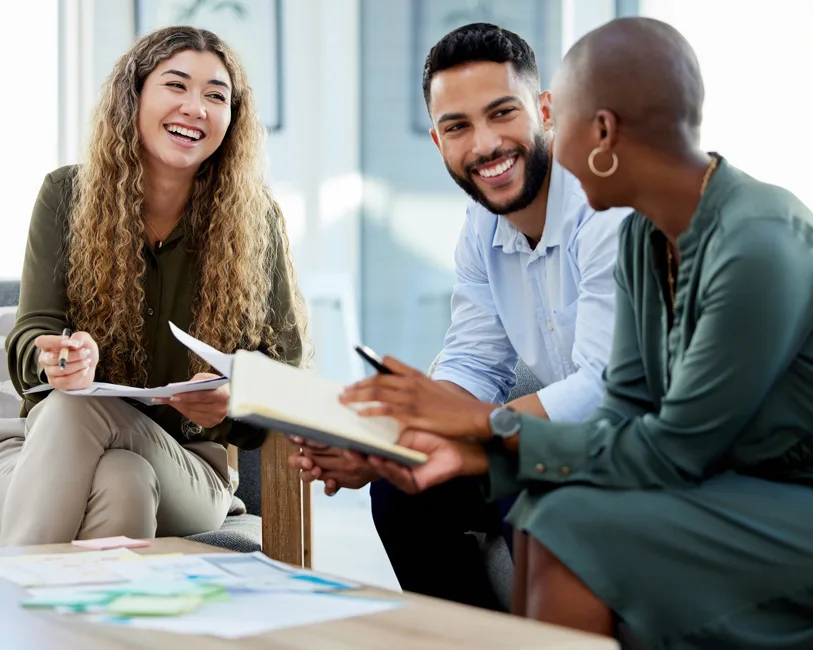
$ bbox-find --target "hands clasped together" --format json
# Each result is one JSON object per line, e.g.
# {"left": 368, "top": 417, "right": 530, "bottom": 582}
{"left": 35, "top": 332, "right": 229, "bottom": 429}
{"left": 287, "top": 356, "right": 497, "bottom": 495}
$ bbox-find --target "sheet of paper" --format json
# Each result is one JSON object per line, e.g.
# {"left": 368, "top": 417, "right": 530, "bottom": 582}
{"left": 94, "top": 591, "right": 403, "bottom": 638}
{"left": 198, "top": 552, "right": 360, "bottom": 589}
{"left": 23, "top": 376, "right": 228, "bottom": 402}
{"left": 169, "top": 321, "right": 234, "bottom": 377}
{"left": 110, "top": 555, "right": 235, "bottom": 582}
{"left": 107, "top": 594, "right": 205, "bottom": 616}
{"left": 0, "top": 549, "right": 141, "bottom": 588}
{"left": 21, "top": 589, "right": 115, "bottom": 609}
{"left": 71, "top": 536, "right": 151, "bottom": 550}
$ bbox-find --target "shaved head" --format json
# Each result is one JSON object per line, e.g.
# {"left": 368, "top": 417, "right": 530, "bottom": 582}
{"left": 554, "top": 17, "right": 704, "bottom": 150}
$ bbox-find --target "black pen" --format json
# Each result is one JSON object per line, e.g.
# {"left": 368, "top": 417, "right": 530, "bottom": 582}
{"left": 354, "top": 345, "right": 393, "bottom": 375}
{"left": 58, "top": 328, "right": 72, "bottom": 369}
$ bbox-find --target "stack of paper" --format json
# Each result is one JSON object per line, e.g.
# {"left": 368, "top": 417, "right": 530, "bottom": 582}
{"left": 1, "top": 549, "right": 402, "bottom": 637}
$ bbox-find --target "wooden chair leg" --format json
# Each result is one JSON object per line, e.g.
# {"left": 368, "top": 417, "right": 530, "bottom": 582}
{"left": 260, "top": 431, "right": 311, "bottom": 567}
{"left": 302, "top": 480, "right": 312, "bottom": 568}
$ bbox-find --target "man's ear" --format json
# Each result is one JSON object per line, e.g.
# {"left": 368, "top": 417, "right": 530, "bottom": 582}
{"left": 429, "top": 128, "right": 440, "bottom": 150}
{"left": 539, "top": 90, "right": 553, "bottom": 132}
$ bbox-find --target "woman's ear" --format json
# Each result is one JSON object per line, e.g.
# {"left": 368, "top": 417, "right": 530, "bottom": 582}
{"left": 595, "top": 109, "right": 620, "bottom": 150}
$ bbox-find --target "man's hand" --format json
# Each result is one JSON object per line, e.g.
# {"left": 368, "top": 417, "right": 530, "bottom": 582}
{"left": 340, "top": 356, "right": 493, "bottom": 439}
{"left": 287, "top": 439, "right": 377, "bottom": 496}
{"left": 153, "top": 373, "right": 229, "bottom": 428}
{"left": 362, "top": 430, "right": 489, "bottom": 494}
{"left": 36, "top": 331, "right": 99, "bottom": 391}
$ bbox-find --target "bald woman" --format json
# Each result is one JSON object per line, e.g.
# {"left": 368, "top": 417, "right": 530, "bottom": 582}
{"left": 344, "top": 16, "right": 813, "bottom": 649}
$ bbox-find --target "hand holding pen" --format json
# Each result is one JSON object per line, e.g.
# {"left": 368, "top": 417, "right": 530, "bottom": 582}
{"left": 34, "top": 329, "right": 100, "bottom": 391}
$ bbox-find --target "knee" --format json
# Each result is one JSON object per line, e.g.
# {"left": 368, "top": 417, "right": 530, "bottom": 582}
{"left": 87, "top": 450, "right": 159, "bottom": 523}
{"left": 27, "top": 392, "right": 104, "bottom": 439}
{"left": 526, "top": 535, "right": 565, "bottom": 578}
{"left": 532, "top": 486, "right": 609, "bottom": 537}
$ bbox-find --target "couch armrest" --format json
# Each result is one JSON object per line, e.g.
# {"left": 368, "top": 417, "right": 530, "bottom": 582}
{"left": 260, "top": 431, "right": 312, "bottom": 568}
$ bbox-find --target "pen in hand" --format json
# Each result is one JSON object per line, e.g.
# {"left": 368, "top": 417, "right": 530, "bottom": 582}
{"left": 58, "top": 328, "right": 72, "bottom": 370}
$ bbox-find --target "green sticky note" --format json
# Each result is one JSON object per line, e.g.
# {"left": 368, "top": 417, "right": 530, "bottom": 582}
{"left": 21, "top": 591, "right": 114, "bottom": 610}
{"left": 106, "top": 594, "right": 204, "bottom": 616}
{"left": 106, "top": 579, "right": 217, "bottom": 598}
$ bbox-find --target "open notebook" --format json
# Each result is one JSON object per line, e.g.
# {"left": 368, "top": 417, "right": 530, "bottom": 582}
{"left": 227, "top": 350, "right": 427, "bottom": 466}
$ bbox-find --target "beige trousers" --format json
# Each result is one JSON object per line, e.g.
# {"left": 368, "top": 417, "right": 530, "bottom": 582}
{"left": 0, "top": 392, "right": 232, "bottom": 546}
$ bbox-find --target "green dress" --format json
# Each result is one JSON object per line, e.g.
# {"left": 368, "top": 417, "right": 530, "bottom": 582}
{"left": 486, "top": 155, "right": 813, "bottom": 649}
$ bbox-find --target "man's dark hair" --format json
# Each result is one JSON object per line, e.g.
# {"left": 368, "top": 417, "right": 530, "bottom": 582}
{"left": 422, "top": 23, "right": 540, "bottom": 109}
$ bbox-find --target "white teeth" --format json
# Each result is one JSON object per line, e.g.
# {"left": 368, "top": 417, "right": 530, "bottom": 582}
{"left": 166, "top": 124, "right": 203, "bottom": 140}
{"left": 478, "top": 157, "right": 515, "bottom": 178}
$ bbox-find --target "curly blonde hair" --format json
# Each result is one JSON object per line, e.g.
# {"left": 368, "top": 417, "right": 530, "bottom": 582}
{"left": 66, "top": 26, "right": 307, "bottom": 386}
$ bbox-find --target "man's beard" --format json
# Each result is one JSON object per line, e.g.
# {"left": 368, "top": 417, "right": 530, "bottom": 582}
{"left": 445, "top": 132, "right": 550, "bottom": 216}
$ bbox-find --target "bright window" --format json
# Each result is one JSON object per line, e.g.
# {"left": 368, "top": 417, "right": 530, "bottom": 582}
{"left": 0, "top": 2, "right": 59, "bottom": 279}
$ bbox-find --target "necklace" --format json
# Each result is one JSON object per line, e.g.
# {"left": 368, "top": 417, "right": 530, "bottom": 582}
{"left": 144, "top": 215, "right": 184, "bottom": 249}
{"left": 666, "top": 155, "right": 718, "bottom": 309}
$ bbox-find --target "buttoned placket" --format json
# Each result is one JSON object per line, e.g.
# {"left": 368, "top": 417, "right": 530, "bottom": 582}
{"left": 517, "top": 233, "right": 565, "bottom": 378}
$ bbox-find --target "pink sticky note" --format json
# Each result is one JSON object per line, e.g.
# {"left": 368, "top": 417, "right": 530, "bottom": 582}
{"left": 71, "top": 536, "right": 151, "bottom": 550}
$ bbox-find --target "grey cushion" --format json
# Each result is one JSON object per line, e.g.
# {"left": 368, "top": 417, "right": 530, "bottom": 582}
{"left": 0, "top": 282, "right": 20, "bottom": 308}
{"left": 185, "top": 513, "right": 262, "bottom": 552}
{"left": 0, "top": 381, "right": 21, "bottom": 419}
{"left": 236, "top": 447, "right": 262, "bottom": 516}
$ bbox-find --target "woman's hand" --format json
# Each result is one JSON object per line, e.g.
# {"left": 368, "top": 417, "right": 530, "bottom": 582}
{"left": 339, "top": 356, "right": 493, "bottom": 439}
{"left": 153, "top": 372, "right": 230, "bottom": 428}
{"left": 35, "top": 331, "right": 99, "bottom": 390}
{"left": 359, "top": 430, "right": 489, "bottom": 494}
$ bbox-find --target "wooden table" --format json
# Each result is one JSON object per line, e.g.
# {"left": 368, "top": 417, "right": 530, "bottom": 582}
{"left": 0, "top": 538, "right": 618, "bottom": 650}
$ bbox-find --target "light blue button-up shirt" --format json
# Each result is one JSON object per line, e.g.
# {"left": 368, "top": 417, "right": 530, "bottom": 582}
{"left": 432, "top": 160, "right": 631, "bottom": 423}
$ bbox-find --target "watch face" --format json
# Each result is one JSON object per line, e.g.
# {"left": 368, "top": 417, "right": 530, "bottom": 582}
{"left": 491, "top": 407, "right": 520, "bottom": 437}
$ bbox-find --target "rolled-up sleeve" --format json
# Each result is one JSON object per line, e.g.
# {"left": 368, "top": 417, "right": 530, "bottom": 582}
{"left": 431, "top": 210, "right": 517, "bottom": 403}
{"left": 536, "top": 208, "right": 629, "bottom": 422}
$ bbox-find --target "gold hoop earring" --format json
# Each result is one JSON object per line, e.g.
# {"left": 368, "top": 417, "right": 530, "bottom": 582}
{"left": 588, "top": 148, "right": 618, "bottom": 177}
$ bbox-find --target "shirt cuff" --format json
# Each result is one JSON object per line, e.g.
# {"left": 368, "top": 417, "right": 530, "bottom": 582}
{"left": 483, "top": 439, "right": 523, "bottom": 502}
{"left": 431, "top": 366, "right": 502, "bottom": 403}
{"left": 535, "top": 371, "right": 604, "bottom": 423}
{"left": 516, "top": 413, "right": 590, "bottom": 483}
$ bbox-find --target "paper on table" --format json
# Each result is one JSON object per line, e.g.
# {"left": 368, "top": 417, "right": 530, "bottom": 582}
{"left": 71, "top": 536, "right": 151, "bottom": 550}
{"left": 23, "top": 376, "right": 228, "bottom": 403}
{"left": 25, "top": 578, "right": 219, "bottom": 601}
{"left": 95, "top": 591, "right": 403, "bottom": 638}
{"left": 0, "top": 548, "right": 141, "bottom": 588}
{"left": 107, "top": 594, "right": 205, "bottom": 617}
{"left": 168, "top": 321, "right": 234, "bottom": 377}
{"left": 110, "top": 554, "right": 235, "bottom": 582}
{"left": 197, "top": 552, "right": 360, "bottom": 591}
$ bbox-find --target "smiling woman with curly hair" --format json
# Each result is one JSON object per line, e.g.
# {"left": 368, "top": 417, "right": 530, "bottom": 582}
{"left": 0, "top": 26, "right": 307, "bottom": 545}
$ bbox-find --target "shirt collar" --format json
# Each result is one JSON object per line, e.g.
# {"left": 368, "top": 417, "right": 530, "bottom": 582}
{"left": 491, "top": 157, "right": 572, "bottom": 253}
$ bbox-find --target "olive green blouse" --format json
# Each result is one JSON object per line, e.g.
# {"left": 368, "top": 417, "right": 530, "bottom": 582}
{"left": 487, "top": 155, "right": 813, "bottom": 494}
{"left": 5, "top": 165, "right": 303, "bottom": 450}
